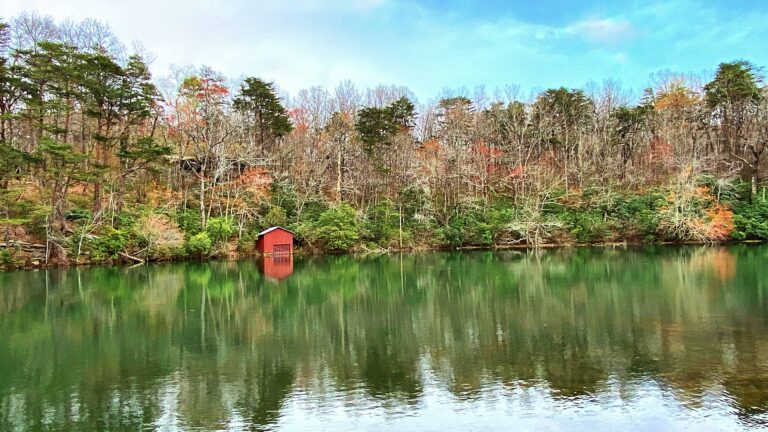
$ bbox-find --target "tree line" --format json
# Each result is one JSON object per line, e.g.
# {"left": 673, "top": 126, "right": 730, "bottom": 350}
{"left": 1, "top": 12, "right": 767, "bottom": 267}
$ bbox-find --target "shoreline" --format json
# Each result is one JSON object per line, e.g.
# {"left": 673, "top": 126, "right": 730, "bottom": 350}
{"left": 2, "top": 239, "right": 765, "bottom": 272}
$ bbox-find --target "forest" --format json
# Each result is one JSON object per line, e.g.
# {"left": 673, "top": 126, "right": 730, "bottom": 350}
{"left": 1, "top": 12, "right": 767, "bottom": 268}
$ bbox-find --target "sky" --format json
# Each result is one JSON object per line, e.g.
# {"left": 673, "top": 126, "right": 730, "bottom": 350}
{"left": 2, "top": 0, "right": 767, "bottom": 101}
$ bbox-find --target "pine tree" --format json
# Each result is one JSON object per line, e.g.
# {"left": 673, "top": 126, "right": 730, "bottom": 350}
{"left": 233, "top": 77, "right": 292, "bottom": 150}
{"left": 356, "top": 96, "right": 415, "bottom": 166}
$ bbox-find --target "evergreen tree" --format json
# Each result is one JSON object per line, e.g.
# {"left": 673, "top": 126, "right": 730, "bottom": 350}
{"left": 532, "top": 87, "right": 594, "bottom": 185}
{"left": 0, "top": 19, "right": 19, "bottom": 143}
{"left": 233, "top": 77, "right": 292, "bottom": 149}
{"left": 705, "top": 61, "right": 762, "bottom": 110}
{"left": 705, "top": 61, "right": 765, "bottom": 197}
{"left": 99, "top": 54, "right": 168, "bottom": 214}
{"left": 356, "top": 96, "right": 415, "bottom": 164}
{"left": 79, "top": 50, "right": 126, "bottom": 213}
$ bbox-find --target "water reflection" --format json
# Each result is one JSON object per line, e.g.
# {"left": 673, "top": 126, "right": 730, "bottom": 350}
{"left": 259, "top": 255, "right": 294, "bottom": 281}
{"left": 0, "top": 246, "right": 767, "bottom": 430}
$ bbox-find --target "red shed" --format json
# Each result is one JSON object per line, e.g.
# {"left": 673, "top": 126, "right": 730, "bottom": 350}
{"left": 256, "top": 226, "right": 294, "bottom": 255}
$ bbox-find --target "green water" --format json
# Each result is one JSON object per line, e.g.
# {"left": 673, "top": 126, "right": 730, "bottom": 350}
{"left": 1, "top": 246, "right": 768, "bottom": 431}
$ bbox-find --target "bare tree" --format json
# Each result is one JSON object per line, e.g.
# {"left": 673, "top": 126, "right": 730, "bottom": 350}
{"left": 11, "top": 12, "right": 59, "bottom": 50}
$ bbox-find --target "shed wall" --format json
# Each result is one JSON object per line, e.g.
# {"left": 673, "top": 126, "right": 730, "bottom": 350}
{"left": 258, "top": 229, "right": 293, "bottom": 255}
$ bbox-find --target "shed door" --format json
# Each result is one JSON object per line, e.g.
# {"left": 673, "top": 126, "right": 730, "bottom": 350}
{"left": 273, "top": 244, "right": 291, "bottom": 255}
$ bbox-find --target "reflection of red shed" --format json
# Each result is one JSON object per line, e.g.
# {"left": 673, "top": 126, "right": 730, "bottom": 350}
{"left": 256, "top": 226, "right": 294, "bottom": 255}
{"left": 260, "top": 255, "right": 294, "bottom": 281}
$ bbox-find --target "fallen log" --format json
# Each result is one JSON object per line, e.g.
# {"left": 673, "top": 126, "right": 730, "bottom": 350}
{"left": 119, "top": 251, "right": 145, "bottom": 263}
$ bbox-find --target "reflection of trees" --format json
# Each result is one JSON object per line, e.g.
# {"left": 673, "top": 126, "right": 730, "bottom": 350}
{"left": 1, "top": 245, "right": 768, "bottom": 429}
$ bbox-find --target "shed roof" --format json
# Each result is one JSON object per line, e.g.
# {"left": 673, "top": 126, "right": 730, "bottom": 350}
{"left": 257, "top": 226, "right": 295, "bottom": 237}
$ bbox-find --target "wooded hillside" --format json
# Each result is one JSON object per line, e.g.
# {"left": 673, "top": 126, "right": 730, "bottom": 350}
{"left": 1, "top": 12, "right": 767, "bottom": 268}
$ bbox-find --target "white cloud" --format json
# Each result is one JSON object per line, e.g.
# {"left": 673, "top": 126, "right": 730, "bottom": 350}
{"left": 565, "top": 18, "right": 636, "bottom": 45}
{"left": 255, "top": 0, "right": 390, "bottom": 14}
{"left": 0, "top": 0, "right": 646, "bottom": 98}
{"left": 3, "top": 0, "right": 766, "bottom": 101}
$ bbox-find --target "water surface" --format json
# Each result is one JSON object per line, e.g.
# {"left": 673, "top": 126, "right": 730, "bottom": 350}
{"left": 1, "top": 246, "right": 768, "bottom": 431}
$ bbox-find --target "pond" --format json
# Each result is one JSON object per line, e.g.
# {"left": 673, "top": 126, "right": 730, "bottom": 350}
{"left": 1, "top": 246, "right": 768, "bottom": 431}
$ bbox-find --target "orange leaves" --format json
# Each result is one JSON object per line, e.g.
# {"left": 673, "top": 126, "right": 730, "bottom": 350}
{"left": 420, "top": 138, "right": 441, "bottom": 153}
{"left": 653, "top": 86, "right": 699, "bottom": 111}
{"left": 214, "top": 167, "right": 272, "bottom": 213}
{"left": 703, "top": 205, "right": 733, "bottom": 243}
{"left": 654, "top": 92, "right": 696, "bottom": 111}
{"left": 231, "top": 167, "right": 271, "bottom": 198}
{"left": 416, "top": 138, "right": 443, "bottom": 165}
{"left": 705, "top": 202, "right": 734, "bottom": 242}
{"left": 165, "top": 74, "right": 231, "bottom": 141}
{"left": 416, "top": 139, "right": 446, "bottom": 181}
{"left": 659, "top": 178, "right": 735, "bottom": 242}
{"left": 146, "top": 184, "right": 183, "bottom": 208}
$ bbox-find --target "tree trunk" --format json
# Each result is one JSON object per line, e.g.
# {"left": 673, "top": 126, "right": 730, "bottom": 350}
{"left": 336, "top": 143, "right": 343, "bottom": 203}
{"left": 93, "top": 118, "right": 106, "bottom": 216}
{"left": 752, "top": 170, "right": 759, "bottom": 202}
{"left": 200, "top": 174, "right": 206, "bottom": 228}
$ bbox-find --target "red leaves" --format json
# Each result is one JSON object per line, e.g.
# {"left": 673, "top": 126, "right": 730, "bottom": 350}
{"left": 471, "top": 140, "right": 502, "bottom": 159}
{"left": 193, "top": 79, "right": 229, "bottom": 99}
{"left": 645, "top": 136, "right": 674, "bottom": 166}
{"left": 288, "top": 108, "right": 309, "bottom": 134}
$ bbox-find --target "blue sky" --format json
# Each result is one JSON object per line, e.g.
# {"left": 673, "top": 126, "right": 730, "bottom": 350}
{"left": 2, "top": 0, "right": 767, "bottom": 101}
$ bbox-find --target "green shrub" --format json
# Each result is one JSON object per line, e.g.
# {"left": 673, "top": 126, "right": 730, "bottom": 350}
{"left": 699, "top": 175, "right": 750, "bottom": 203}
{"left": 399, "top": 186, "right": 431, "bottom": 227}
{"left": 12, "top": 199, "right": 50, "bottom": 239}
{"left": 439, "top": 218, "right": 464, "bottom": 247}
{"left": 487, "top": 204, "right": 515, "bottom": 229}
{"left": 88, "top": 227, "right": 129, "bottom": 263}
{"left": 439, "top": 204, "right": 503, "bottom": 247}
{"left": 187, "top": 232, "right": 212, "bottom": 257}
{"left": 732, "top": 199, "right": 768, "bottom": 240}
{"left": 205, "top": 217, "right": 235, "bottom": 245}
{"left": 0, "top": 249, "right": 18, "bottom": 269}
{"left": 612, "top": 193, "right": 664, "bottom": 241}
{"left": 270, "top": 180, "right": 299, "bottom": 221}
{"left": 362, "top": 199, "right": 401, "bottom": 246}
{"left": 237, "top": 230, "right": 258, "bottom": 253}
{"left": 302, "top": 200, "right": 330, "bottom": 223}
{"left": 304, "top": 203, "right": 360, "bottom": 251}
{"left": 565, "top": 210, "right": 612, "bottom": 243}
{"left": 262, "top": 205, "right": 288, "bottom": 228}
{"left": 115, "top": 211, "right": 139, "bottom": 230}
{"left": 176, "top": 210, "right": 203, "bottom": 236}
{"left": 65, "top": 208, "right": 92, "bottom": 221}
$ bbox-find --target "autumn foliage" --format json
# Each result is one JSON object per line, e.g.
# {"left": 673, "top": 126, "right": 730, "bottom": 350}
{"left": 659, "top": 172, "right": 735, "bottom": 243}
{"left": 1, "top": 13, "right": 767, "bottom": 267}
